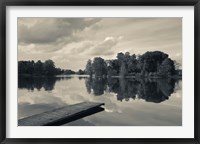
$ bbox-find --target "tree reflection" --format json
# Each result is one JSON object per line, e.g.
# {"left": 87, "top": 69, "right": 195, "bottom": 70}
{"left": 19, "top": 75, "right": 177, "bottom": 103}
{"left": 137, "top": 79, "right": 174, "bottom": 103}
{"left": 85, "top": 78, "right": 177, "bottom": 103}
{"left": 18, "top": 76, "right": 72, "bottom": 91}
{"left": 85, "top": 77, "right": 107, "bottom": 96}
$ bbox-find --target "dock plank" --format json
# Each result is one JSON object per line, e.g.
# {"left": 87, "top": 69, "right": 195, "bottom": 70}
{"left": 18, "top": 102, "right": 104, "bottom": 126}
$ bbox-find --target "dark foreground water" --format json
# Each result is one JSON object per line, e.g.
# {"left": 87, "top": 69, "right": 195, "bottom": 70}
{"left": 18, "top": 75, "right": 182, "bottom": 126}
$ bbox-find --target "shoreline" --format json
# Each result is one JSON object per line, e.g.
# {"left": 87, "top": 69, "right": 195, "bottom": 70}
{"left": 18, "top": 74, "right": 182, "bottom": 79}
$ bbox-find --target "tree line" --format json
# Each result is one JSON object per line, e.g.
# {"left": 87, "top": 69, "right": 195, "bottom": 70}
{"left": 18, "top": 51, "right": 181, "bottom": 78}
{"left": 18, "top": 60, "right": 64, "bottom": 76}
{"left": 85, "top": 51, "right": 181, "bottom": 78}
{"left": 18, "top": 59, "right": 87, "bottom": 76}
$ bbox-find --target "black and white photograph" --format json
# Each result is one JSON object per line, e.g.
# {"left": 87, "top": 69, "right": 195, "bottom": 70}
{"left": 17, "top": 17, "right": 182, "bottom": 126}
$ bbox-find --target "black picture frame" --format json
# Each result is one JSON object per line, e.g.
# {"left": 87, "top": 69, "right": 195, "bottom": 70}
{"left": 0, "top": 0, "right": 199, "bottom": 143}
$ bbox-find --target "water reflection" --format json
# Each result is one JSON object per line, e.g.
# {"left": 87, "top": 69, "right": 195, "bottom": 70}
{"left": 18, "top": 76, "right": 72, "bottom": 91}
{"left": 85, "top": 78, "right": 177, "bottom": 103}
{"left": 18, "top": 76, "right": 177, "bottom": 103}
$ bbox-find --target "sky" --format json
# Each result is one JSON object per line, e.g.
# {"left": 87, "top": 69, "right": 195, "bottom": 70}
{"left": 18, "top": 17, "right": 182, "bottom": 71}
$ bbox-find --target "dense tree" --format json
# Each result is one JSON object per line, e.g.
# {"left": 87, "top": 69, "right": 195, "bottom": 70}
{"left": 116, "top": 52, "right": 139, "bottom": 76}
{"left": 77, "top": 69, "right": 85, "bottom": 75}
{"left": 18, "top": 60, "right": 64, "bottom": 76}
{"left": 18, "top": 61, "right": 34, "bottom": 75}
{"left": 127, "top": 54, "right": 138, "bottom": 74}
{"left": 84, "top": 51, "right": 178, "bottom": 78}
{"left": 107, "top": 59, "right": 120, "bottom": 75}
{"left": 92, "top": 57, "right": 107, "bottom": 77}
{"left": 117, "top": 52, "right": 128, "bottom": 77}
{"left": 138, "top": 51, "right": 168, "bottom": 73}
{"left": 43, "top": 60, "right": 56, "bottom": 76}
{"left": 107, "top": 68, "right": 118, "bottom": 77}
{"left": 64, "top": 69, "right": 75, "bottom": 75}
{"left": 34, "top": 60, "right": 43, "bottom": 75}
{"left": 119, "top": 62, "right": 127, "bottom": 77}
{"left": 85, "top": 59, "right": 93, "bottom": 76}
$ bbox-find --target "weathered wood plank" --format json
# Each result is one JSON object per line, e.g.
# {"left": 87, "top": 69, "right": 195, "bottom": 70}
{"left": 18, "top": 102, "right": 104, "bottom": 126}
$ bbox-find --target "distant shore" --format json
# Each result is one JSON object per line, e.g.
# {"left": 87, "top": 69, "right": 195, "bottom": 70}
{"left": 18, "top": 74, "right": 182, "bottom": 80}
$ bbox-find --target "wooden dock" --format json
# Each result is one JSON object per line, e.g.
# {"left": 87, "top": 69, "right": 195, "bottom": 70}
{"left": 18, "top": 102, "right": 104, "bottom": 126}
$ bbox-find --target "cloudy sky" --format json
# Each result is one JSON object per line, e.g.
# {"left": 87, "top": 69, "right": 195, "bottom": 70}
{"left": 18, "top": 17, "right": 182, "bottom": 71}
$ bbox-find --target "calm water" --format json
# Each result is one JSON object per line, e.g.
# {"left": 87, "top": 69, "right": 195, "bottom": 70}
{"left": 18, "top": 75, "right": 182, "bottom": 126}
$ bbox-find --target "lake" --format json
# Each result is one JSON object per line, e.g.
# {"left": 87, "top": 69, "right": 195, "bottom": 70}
{"left": 18, "top": 75, "right": 182, "bottom": 126}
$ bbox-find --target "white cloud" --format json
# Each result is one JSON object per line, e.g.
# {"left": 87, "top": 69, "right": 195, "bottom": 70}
{"left": 18, "top": 18, "right": 101, "bottom": 51}
{"left": 87, "top": 36, "right": 122, "bottom": 56}
{"left": 18, "top": 18, "right": 182, "bottom": 70}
